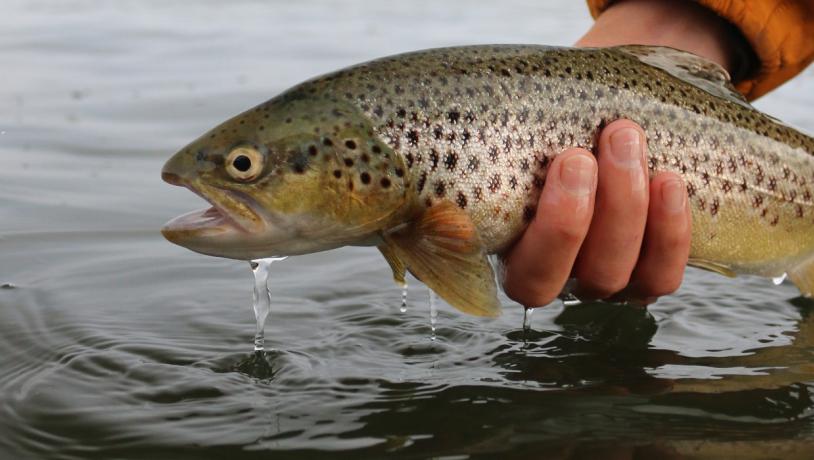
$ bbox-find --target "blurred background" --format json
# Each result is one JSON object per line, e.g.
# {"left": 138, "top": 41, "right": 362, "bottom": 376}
{"left": 1, "top": 1, "right": 813, "bottom": 458}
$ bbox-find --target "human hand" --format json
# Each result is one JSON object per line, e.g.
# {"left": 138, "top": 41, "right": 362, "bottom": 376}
{"left": 502, "top": 120, "right": 692, "bottom": 307}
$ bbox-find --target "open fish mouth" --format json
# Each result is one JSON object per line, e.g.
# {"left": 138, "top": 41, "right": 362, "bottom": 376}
{"left": 160, "top": 171, "right": 265, "bottom": 243}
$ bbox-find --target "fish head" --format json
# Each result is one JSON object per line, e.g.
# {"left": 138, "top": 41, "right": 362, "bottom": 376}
{"left": 161, "top": 93, "right": 409, "bottom": 260}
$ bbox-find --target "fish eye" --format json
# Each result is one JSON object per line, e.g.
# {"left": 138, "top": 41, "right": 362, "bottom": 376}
{"left": 225, "top": 146, "right": 264, "bottom": 181}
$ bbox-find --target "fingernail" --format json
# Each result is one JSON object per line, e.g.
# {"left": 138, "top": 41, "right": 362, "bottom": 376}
{"left": 560, "top": 154, "right": 595, "bottom": 196}
{"left": 609, "top": 127, "right": 646, "bottom": 190}
{"left": 662, "top": 178, "right": 687, "bottom": 213}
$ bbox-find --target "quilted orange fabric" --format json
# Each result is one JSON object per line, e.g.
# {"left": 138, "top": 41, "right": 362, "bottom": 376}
{"left": 587, "top": 0, "right": 814, "bottom": 100}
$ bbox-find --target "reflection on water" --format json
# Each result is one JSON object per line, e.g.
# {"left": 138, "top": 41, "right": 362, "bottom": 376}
{"left": 1, "top": 0, "right": 813, "bottom": 458}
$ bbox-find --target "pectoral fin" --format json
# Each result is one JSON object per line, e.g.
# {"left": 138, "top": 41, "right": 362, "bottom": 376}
{"left": 378, "top": 243, "right": 406, "bottom": 286}
{"left": 688, "top": 258, "right": 737, "bottom": 278}
{"left": 381, "top": 201, "right": 500, "bottom": 317}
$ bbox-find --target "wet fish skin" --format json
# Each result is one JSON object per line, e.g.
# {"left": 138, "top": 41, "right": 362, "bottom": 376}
{"left": 161, "top": 45, "right": 814, "bottom": 316}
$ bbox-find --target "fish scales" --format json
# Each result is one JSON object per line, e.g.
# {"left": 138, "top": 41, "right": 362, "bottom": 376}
{"left": 293, "top": 45, "right": 814, "bottom": 276}
{"left": 161, "top": 45, "right": 814, "bottom": 316}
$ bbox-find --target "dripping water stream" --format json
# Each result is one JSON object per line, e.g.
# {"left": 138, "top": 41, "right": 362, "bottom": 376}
{"left": 523, "top": 307, "right": 535, "bottom": 333}
{"left": 429, "top": 290, "right": 438, "bottom": 341}
{"left": 249, "top": 257, "right": 286, "bottom": 351}
{"left": 400, "top": 282, "right": 408, "bottom": 313}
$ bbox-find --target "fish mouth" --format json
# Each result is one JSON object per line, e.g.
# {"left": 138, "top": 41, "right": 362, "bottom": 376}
{"left": 161, "top": 171, "right": 266, "bottom": 249}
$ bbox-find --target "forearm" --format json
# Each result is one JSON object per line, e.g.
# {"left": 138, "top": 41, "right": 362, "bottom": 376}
{"left": 575, "top": 0, "right": 751, "bottom": 78}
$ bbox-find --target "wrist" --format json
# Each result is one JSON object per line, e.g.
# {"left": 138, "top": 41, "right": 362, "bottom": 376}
{"left": 576, "top": 0, "right": 754, "bottom": 81}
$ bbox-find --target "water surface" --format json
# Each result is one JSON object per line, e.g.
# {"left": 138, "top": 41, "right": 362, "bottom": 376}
{"left": 2, "top": 1, "right": 813, "bottom": 458}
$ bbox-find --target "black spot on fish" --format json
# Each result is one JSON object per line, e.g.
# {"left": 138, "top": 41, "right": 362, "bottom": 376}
{"left": 345, "top": 140, "right": 357, "bottom": 150}
{"left": 397, "top": 108, "right": 407, "bottom": 118}
{"left": 447, "top": 111, "right": 461, "bottom": 124}
{"left": 467, "top": 156, "right": 480, "bottom": 173}
{"left": 380, "top": 177, "right": 391, "bottom": 188}
{"left": 405, "top": 153, "right": 414, "bottom": 168}
{"left": 434, "top": 181, "right": 446, "bottom": 197}
{"left": 344, "top": 158, "right": 354, "bottom": 167}
{"left": 395, "top": 167, "right": 404, "bottom": 177}
{"left": 417, "top": 172, "right": 427, "bottom": 192}
{"left": 456, "top": 192, "right": 467, "bottom": 209}
{"left": 308, "top": 145, "right": 318, "bottom": 156}
{"left": 488, "top": 174, "right": 501, "bottom": 192}
{"left": 503, "top": 137, "right": 512, "bottom": 153}
{"left": 323, "top": 138, "right": 333, "bottom": 146}
{"left": 444, "top": 152, "right": 458, "bottom": 170}
{"left": 710, "top": 199, "right": 719, "bottom": 216}
{"left": 333, "top": 170, "right": 342, "bottom": 178}
{"left": 488, "top": 146, "right": 499, "bottom": 163}
{"left": 360, "top": 172, "right": 371, "bottom": 184}
{"left": 289, "top": 150, "right": 309, "bottom": 174}
{"left": 429, "top": 149, "right": 440, "bottom": 171}
{"left": 473, "top": 186, "right": 483, "bottom": 201}
{"left": 407, "top": 130, "right": 420, "bottom": 147}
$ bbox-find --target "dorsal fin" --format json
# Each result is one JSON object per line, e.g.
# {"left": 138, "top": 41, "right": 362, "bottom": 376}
{"left": 614, "top": 45, "right": 751, "bottom": 108}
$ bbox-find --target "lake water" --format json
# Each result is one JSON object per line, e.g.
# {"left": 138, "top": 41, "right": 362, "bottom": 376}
{"left": 2, "top": 1, "right": 813, "bottom": 458}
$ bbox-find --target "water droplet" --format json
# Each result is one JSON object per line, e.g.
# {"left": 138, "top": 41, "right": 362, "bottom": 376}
{"left": 772, "top": 273, "right": 787, "bottom": 286}
{"left": 522, "top": 307, "right": 535, "bottom": 333}
{"left": 429, "top": 290, "right": 438, "bottom": 341}
{"left": 249, "top": 257, "right": 286, "bottom": 351}
{"left": 400, "top": 282, "right": 408, "bottom": 313}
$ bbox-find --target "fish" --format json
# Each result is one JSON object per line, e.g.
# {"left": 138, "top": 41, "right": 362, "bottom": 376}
{"left": 160, "top": 45, "right": 814, "bottom": 317}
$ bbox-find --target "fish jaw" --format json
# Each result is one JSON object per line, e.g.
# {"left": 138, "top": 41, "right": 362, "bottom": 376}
{"left": 161, "top": 171, "right": 268, "bottom": 259}
{"left": 160, "top": 172, "right": 364, "bottom": 260}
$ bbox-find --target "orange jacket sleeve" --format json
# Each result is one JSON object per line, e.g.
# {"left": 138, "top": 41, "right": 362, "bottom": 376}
{"left": 587, "top": 0, "right": 814, "bottom": 100}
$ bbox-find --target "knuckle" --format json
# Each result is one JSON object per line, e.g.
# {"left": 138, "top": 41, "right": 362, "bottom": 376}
{"left": 662, "top": 232, "right": 689, "bottom": 250}
{"left": 549, "top": 223, "right": 586, "bottom": 246}
{"left": 601, "top": 192, "right": 648, "bottom": 217}
{"left": 626, "top": 193, "right": 650, "bottom": 212}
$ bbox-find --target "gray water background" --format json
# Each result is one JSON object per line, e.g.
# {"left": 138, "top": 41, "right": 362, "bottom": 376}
{"left": 1, "top": 1, "right": 813, "bottom": 458}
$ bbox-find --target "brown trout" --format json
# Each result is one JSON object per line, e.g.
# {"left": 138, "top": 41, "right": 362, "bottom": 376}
{"left": 161, "top": 45, "right": 814, "bottom": 317}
